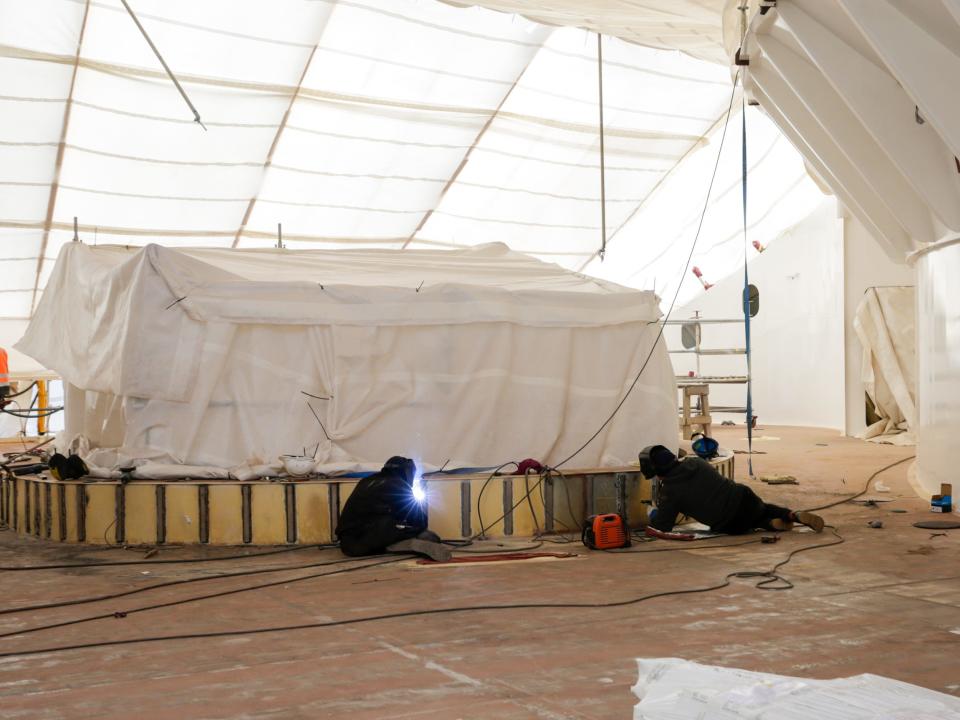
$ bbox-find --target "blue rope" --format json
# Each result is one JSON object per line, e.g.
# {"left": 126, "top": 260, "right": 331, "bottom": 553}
{"left": 741, "top": 99, "right": 755, "bottom": 476}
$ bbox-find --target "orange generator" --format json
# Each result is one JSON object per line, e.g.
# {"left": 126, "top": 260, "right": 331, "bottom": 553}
{"left": 581, "top": 513, "right": 631, "bottom": 550}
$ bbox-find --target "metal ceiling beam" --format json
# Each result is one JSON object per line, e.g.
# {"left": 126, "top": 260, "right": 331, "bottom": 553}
{"left": 31, "top": 0, "right": 91, "bottom": 314}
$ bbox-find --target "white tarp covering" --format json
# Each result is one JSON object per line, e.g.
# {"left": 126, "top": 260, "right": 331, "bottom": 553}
{"left": 854, "top": 287, "right": 916, "bottom": 445}
{"left": 633, "top": 658, "right": 960, "bottom": 719}
{"left": 0, "top": 0, "right": 823, "bottom": 373}
{"left": 16, "top": 242, "right": 677, "bottom": 472}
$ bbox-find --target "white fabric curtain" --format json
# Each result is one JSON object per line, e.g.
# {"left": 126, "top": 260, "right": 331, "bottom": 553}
{"left": 854, "top": 286, "right": 916, "bottom": 445}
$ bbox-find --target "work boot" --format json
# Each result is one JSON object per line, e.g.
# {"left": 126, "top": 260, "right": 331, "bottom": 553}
{"left": 387, "top": 537, "right": 452, "bottom": 562}
{"left": 793, "top": 511, "right": 825, "bottom": 533}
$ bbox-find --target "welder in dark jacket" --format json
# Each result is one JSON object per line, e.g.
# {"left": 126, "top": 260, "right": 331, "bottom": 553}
{"left": 335, "top": 456, "right": 449, "bottom": 561}
{"left": 640, "top": 445, "right": 824, "bottom": 534}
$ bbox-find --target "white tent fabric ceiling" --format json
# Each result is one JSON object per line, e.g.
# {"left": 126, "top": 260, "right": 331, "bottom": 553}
{"left": 0, "top": 0, "right": 821, "bottom": 362}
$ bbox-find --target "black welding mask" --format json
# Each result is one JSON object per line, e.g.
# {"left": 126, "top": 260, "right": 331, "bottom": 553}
{"left": 382, "top": 456, "right": 416, "bottom": 486}
{"left": 638, "top": 445, "right": 678, "bottom": 478}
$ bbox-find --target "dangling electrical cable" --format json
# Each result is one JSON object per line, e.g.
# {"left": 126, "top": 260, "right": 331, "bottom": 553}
{"left": 741, "top": 99, "right": 755, "bottom": 477}
{"left": 551, "top": 71, "right": 741, "bottom": 470}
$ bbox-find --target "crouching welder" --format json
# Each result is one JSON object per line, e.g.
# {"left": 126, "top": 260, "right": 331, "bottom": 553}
{"left": 639, "top": 445, "right": 824, "bottom": 535}
{"left": 335, "top": 456, "right": 450, "bottom": 562}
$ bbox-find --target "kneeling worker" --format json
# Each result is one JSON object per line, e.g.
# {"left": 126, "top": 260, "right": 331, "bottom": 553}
{"left": 640, "top": 445, "right": 824, "bottom": 535}
{"left": 336, "top": 456, "right": 450, "bottom": 561}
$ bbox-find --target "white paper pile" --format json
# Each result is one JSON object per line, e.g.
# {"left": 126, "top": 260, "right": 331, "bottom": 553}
{"left": 633, "top": 658, "right": 960, "bottom": 719}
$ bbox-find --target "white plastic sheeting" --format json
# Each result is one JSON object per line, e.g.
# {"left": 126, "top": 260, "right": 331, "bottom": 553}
{"left": 854, "top": 286, "right": 916, "bottom": 445}
{"left": 0, "top": 0, "right": 823, "bottom": 372}
{"left": 17, "top": 242, "right": 678, "bottom": 471}
{"left": 911, "top": 237, "right": 960, "bottom": 498}
{"left": 633, "top": 658, "right": 960, "bottom": 719}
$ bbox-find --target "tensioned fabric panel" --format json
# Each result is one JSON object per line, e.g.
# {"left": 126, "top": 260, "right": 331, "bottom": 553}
{"left": 0, "top": 0, "right": 822, "bottom": 372}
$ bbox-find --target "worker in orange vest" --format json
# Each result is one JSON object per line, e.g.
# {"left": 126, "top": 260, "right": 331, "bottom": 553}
{"left": 0, "top": 347, "right": 9, "bottom": 400}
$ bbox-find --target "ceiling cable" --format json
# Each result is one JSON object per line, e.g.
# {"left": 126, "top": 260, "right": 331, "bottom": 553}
{"left": 552, "top": 70, "right": 741, "bottom": 470}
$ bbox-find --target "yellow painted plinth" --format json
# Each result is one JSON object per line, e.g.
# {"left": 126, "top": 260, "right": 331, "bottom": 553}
{"left": 0, "top": 458, "right": 733, "bottom": 546}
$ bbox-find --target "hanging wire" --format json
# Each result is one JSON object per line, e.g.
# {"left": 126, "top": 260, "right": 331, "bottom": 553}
{"left": 551, "top": 71, "right": 741, "bottom": 470}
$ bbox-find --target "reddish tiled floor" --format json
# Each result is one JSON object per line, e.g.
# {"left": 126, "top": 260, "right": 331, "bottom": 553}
{"left": 0, "top": 427, "right": 956, "bottom": 718}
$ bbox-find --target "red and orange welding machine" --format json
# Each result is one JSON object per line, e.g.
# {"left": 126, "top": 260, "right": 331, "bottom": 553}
{"left": 581, "top": 513, "right": 631, "bottom": 550}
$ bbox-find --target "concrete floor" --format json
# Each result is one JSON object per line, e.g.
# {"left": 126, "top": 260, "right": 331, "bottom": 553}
{"left": 0, "top": 426, "right": 956, "bottom": 719}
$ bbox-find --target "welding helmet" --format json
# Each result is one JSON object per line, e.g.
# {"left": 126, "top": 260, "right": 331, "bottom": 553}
{"left": 639, "top": 445, "right": 679, "bottom": 477}
{"left": 639, "top": 445, "right": 678, "bottom": 477}
{"left": 382, "top": 456, "right": 416, "bottom": 485}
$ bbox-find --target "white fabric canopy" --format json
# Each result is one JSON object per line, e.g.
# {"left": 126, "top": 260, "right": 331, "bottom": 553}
{"left": 0, "top": 0, "right": 822, "bottom": 374}
{"left": 17, "top": 242, "right": 678, "bottom": 471}
{"left": 454, "top": 1, "right": 729, "bottom": 63}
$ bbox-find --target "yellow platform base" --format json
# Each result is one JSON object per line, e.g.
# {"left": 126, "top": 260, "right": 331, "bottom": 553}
{"left": 0, "top": 457, "right": 734, "bottom": 546}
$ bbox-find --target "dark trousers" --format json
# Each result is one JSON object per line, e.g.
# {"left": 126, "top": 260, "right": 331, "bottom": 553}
{"left": 338, "top": 515, "right": 421, "bottom": 557}
{"left": 715, "top": 486, "right": 792, "bottom": 534}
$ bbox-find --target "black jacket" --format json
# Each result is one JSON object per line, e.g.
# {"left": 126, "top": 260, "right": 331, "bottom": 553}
{"left": 650, "top": 457, "right": 746, "bottom": 532}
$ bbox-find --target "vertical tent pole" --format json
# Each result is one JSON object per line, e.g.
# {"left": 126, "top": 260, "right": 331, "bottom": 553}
{"left": 597, "top": 33, "right": 607, "bottom": 261}
{"left": 741, "top": 99, "right": 755, "bottom": 477}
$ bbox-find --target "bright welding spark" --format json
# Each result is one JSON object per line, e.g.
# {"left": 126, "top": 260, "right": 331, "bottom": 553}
{"left": 412, "top": 473, "right": 426, "bottom": 503}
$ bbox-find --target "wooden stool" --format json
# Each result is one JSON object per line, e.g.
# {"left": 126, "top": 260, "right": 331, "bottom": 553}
{"left": 680, "top": 384, "right": 712, "bottom": 439}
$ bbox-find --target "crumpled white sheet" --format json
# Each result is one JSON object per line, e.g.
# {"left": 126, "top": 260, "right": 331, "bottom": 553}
{"left": 854, "top": 287, "right": 916, "bottom": 446}
{"left": 633, "top": 658, "right": 960, "bottom": 719}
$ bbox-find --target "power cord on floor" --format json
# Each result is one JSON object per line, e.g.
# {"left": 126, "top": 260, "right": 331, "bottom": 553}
{"left": 0, "top": 556, "right": 411, "bottom": 642}
{"left": 602, "top": 536, "right": 765, "bottom": 554}
{"left": 0, "top": 550, "right": 359, "bottom": 617}
{"left": 726, "top": 526, "right": 844, "bottom": 591}
{"left": 0, "top": 544, "right": 328, "bottom": 572}
{"left": 801, "top": 455, "right": 914, "bottom": 513}
{"left": 0, "top": 525, "right": 842, "bottom": 659}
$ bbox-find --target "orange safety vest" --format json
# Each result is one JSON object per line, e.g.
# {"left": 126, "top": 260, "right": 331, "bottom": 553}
{"left": 0, "top": 347, "right": 8, "bottom": 387}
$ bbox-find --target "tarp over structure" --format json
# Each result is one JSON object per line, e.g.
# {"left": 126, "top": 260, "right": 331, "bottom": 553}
{"left": 17, "top": 242, "right": 677, "bottom": 473}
